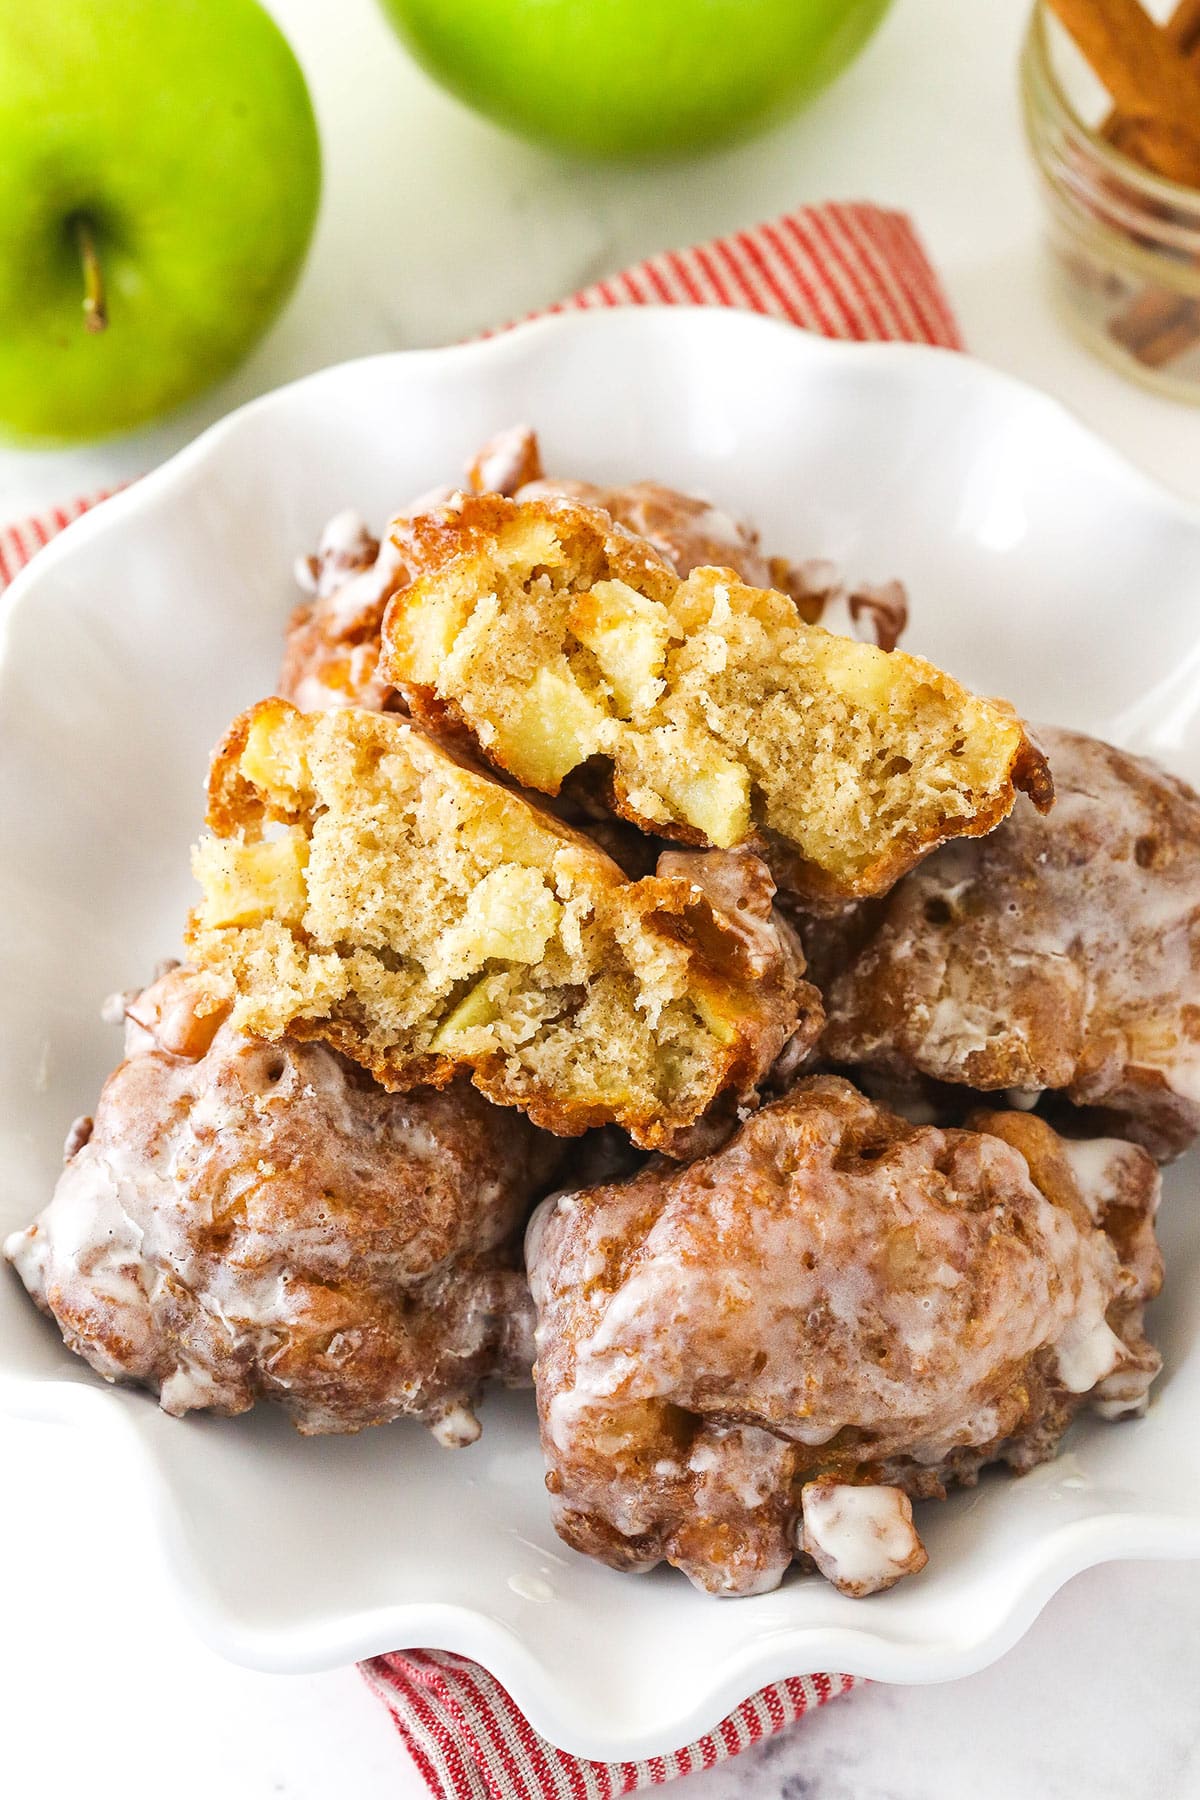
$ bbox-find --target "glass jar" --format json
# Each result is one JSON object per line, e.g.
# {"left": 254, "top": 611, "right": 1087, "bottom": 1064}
{"left": 1020, "top": 0, "right": 1200, "bottom": 402}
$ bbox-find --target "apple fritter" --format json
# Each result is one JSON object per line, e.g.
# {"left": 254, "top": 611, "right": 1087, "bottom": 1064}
{"left": 186, "top": 699, "right": 818, "bottom": 1151}
{"left": 527, "top": 1075, "right": 1161, "bottom": 1597}
{"left": 379, "top": 493, "right": 1052, "bottom": 905}
{"left": 4, "top": 966, "right": 558, "bottom": 1441}
{"left": 819, "top": 727, "right": 1200, "bottom": 1159}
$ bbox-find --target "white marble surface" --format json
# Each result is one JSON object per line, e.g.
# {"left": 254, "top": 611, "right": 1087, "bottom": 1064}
{"left": 2, "top": 0, "right": 1199, "bottom": 1794}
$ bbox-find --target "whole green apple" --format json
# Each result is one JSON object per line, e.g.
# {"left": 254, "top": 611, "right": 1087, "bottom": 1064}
{"left": 378, "top": 0, "right": 894, "bottom": 159}
{"left": 0, "top": 0, "right": 321, "bottom": 444}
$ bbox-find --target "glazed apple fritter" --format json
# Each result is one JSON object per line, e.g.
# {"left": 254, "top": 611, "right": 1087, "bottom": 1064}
{"left": 4, "top": 966, "right": 559, "bottom": 1442}
{"left": 819, "top": 726, "right": 1200, "bottom": 1159}
{"left": 527, "top": 1075, "right": 1161, "bottom": 1597}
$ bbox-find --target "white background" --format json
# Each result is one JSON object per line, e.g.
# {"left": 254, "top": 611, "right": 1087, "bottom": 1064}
{"left": 2, "top": 0, "right": 1199, "bottom": 1795}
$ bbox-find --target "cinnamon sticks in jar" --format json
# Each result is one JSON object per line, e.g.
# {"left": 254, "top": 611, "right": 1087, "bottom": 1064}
{"left": 1051, "top": 0, "right": 1200, "bottom": 182}
{"left": 1043, "top": 0, "right": 1200, "bottom": 378}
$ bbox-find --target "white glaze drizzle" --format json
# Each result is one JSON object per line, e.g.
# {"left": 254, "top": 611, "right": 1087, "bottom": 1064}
{"left": 800, "top": 1482, "right": 926, "bottom": 1596}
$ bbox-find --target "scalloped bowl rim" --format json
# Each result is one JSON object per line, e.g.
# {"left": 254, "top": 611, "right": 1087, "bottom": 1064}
{"left": 3, "top": 307, "right": 1200, "bottom": 1760}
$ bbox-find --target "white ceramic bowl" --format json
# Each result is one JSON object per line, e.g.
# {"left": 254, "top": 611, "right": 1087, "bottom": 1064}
{"left": 3, "top": 308, "right": 1200, "bottom": 1761}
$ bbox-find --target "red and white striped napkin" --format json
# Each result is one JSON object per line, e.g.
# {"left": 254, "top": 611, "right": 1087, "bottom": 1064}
{"left": 0, "top": 485, "right": 123, "bottom": 590}
{"left": 0, "top": 200, "right": 962, "bottom": 1795}
{"left": 361, "top": 1650, "right": 857, "bottom": 1798}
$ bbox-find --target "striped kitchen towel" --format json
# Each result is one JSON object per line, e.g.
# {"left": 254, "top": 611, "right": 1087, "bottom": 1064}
{"left": 361, "top": 1649, "right": 858, "bottom": 1799}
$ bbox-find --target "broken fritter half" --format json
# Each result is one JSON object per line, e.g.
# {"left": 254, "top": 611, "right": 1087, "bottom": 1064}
{"left": 379, "top": 492, "right": 1052, "bottom": 906}
{"left": 187, "top": 699, "right": 819, "bottom": 1152}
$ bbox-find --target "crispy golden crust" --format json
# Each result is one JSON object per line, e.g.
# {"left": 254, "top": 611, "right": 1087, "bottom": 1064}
{"left": 205, "top": 706, "right": 260, "bottom": 838}
{"left": 527, "top": 1075, "right": 1161, "bottom": 1597}
{"left": 757, "top": 781, "right": 1024, "bottom": 910}
{"left": 518, "top": 477, "right": 777, "bottom": 585}
{"left": 4, "top": 967, "right": 560, "bottom": 1440}
{"left": 819, "top": 727, "right": 1200, "bottom": 1159}
{"left": 379, "top": 493, "right": 1051, "bottom": 906}
{"left": 277, "top": 429, "right": 545, "bottom": 716}
{"left": 187, "top": 699, "right": 818, "bottom": 1151}
{"left": 523, "top": 475, "right": 910, "bottom": 651}
{"left": 391, "top": 488, "right": 677, "bottom": 610}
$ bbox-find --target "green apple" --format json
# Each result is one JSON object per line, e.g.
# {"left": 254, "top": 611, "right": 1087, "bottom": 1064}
{"left": 377, "top": 0, "right": 894, "bottom": 160}
{"left": 0, "top": 0, "right": 321, "bottom": 444}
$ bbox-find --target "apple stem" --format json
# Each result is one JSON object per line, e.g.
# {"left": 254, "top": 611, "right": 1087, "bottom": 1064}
{"left": 73, "top": 215, "right": 108, "bottom": 334}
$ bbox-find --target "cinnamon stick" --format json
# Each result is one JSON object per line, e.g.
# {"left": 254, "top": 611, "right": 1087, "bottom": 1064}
{"left": 1047, "top": 0, "right": 1200, "bottom": 184}
{"left": 1048, "top": 0, "right": 1200, "bottom": 373}
{"left": 1104, "top": 0, "right": 1200, "bottom": 162}
{"left": 1105, "top": 1, "right": 1200, "bottom": 367}
{"left": 1108, "top": 284, "right": 1200, "bottom": 362}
